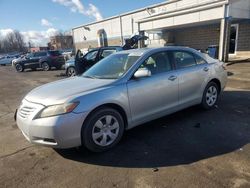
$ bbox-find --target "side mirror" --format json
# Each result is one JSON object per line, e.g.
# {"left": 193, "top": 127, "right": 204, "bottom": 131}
{"left": 134, "top": 67, "right": 151, "bottom": 79}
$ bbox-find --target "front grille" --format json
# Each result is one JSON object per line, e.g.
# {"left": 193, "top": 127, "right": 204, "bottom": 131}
{"left": 19, "top": 106, "right": 36, "bottom": 119}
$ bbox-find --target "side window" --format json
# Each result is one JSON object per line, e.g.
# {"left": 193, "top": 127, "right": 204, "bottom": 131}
{"left": 34, "top": 52, "right": 46, "bottom": 57}
{"left": 195, "top": 54, "right": 207, "bottom": 65}
{"left": 40, "top": 52, "right": 47, "bottom": 56}
{"left": 85, "top": 50, "right": 98, "bottom": 61}
{"left": 100, "top": 49, "right": 116, "bottom": 59}
{"left": 140, "top": 52, "right": 172, "bottom": 75}
{"left": 33, "top": 53, "right": 40, "bottom": 57}
{"left": 173, "top": 51, "right": 197, "bottom": 69}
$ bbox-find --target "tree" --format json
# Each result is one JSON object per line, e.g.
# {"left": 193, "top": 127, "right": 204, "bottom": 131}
{"left": 0, "top": 30, "right": 26, "bottom": 53}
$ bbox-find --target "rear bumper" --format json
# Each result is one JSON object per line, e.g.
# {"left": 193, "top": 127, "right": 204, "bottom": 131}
{"left": 220, "top": 71, "right": 228, "bottom": 92}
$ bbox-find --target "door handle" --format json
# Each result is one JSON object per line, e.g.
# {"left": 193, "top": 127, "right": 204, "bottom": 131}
{"left": 203, "top": 67, "right": 209, "bottom": 72}
{"left": 168, "top": 75, "right": 177, "bottom": 81}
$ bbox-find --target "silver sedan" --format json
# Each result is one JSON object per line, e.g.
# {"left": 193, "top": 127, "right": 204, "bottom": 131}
{"left": 16, "top": 47, "right": 227, "bottom": 152}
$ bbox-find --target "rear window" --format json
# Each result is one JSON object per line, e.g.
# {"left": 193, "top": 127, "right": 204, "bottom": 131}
{"left": 48, "top": 51, "right": 61, "bottom": 56}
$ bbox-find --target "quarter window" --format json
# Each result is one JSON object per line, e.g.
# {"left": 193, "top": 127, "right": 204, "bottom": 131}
{"left": 140, "top": 52, "right": 172, "bottom": 75}
{"left": 195, "top": 54, "right": 207, "bottom": 65}
{"left": 173, "top": 51, "right": 197, "bottom": 69}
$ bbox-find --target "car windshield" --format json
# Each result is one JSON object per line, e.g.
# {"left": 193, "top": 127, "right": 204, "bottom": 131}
{"left": 82, "top": 53, "right": 140, "bottom": 79}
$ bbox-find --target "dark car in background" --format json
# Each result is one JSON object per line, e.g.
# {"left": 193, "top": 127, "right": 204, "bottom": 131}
{"left": 65, "top": 46, "right": 123, "bottom": 76}
{"left": 14, "top": 50, "right": 65, "bottom": 72}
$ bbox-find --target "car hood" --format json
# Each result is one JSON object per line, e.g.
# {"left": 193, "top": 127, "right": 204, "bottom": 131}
{"left": 25, "top": 76, "right": 114, "bottom": 106}
{"left": 15, "top": 57, "right": 26, "bottom": 63}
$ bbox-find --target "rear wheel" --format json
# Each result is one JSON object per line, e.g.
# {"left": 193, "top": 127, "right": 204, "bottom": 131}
{"left": 15, "top": 63, "right": 24, "bottom": 72}
{"left": 82, "top": 108, "right": 124, "bottom": 152}
{"left": 42, "top": 62, "right": 50, "bottom": 71}
{"left": 201, "top": 82, "right": 219, "bottom": 109}
{"left": 67, "top": 67, "right": 76, "bottom": 77}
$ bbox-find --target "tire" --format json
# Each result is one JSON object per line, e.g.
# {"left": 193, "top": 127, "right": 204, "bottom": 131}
{"left": 82, "top": 107, "right": 125, "bottom": 152}
{"left": 67, "top": 67, "right": 76, "bottom": 77}
{"left": 41, "top": 62, "right": 50, "bottom": 71}
{"left": 15, "top": 63, "right": 24, "bottom": 72}
{"left": 201, "top": 82, "right": 219, "bottom": 110}
{"left": 31, "top": 68, "right": 36, "bottom": 71}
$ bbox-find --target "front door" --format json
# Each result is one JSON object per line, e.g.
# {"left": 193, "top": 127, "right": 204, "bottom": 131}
{"left": 127, "top": 51, "right": 179, "bottom": 126}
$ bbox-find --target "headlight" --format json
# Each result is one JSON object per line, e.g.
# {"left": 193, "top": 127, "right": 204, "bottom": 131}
{"left": 36, "top": 102, "right": 79, "bottom": 119}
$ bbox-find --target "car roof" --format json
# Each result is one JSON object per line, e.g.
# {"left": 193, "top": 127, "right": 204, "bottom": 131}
{"left": 116, "top": 46, "right": 203, "bottom": 56}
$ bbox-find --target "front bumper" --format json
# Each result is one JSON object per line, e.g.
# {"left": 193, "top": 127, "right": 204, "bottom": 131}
{"left": 16, "top": 99, "right": 87, "bottom": 148}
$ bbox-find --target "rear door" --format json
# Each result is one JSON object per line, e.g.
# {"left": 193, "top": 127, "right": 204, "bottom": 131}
{"left": 170, "top": 50, "right": 209, "bottom": 107}
{"left": 33, "top": 52, "right": 47, "bottom": 68}
{"left": 23, "top": 53, "right": 35, "bottom": 68}
{"left": 127, "top": 51, "right": 179, "bottom": 126}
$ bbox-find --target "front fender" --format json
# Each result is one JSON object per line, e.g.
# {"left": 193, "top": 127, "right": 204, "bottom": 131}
{"left": 71, "top": 84, "right": 131, "bottom": 125}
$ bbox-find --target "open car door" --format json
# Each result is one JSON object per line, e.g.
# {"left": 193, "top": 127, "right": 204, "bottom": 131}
{"left": 75, "top": 49, "right": 84, "bottom": 75}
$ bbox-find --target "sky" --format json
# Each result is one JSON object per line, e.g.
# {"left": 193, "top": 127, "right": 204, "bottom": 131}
{"left": 0, "top": 0, "right": 164, "bottom": 46}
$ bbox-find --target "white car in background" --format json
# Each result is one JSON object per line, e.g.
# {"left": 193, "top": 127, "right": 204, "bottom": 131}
{"left": 0, "top": 54, "right": 19, "bottom": 66}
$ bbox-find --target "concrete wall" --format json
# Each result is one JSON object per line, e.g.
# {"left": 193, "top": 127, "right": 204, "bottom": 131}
{"left": 73, "top": 9, "right": 149, "bottom": 46}
{"left": 74, "top": 38, "right": 121, "bottom": 50}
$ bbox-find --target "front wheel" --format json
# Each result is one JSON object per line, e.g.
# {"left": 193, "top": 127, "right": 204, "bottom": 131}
{"left": 15, "top": 63, "right": 24, "bottom": 72}
{"left": 82, "top": 108, "right": 124, "bottom": 152}
{"left": 41, "top": 62, "right": 50, "bottom": 71}
{"left": 201, "top": 82, "right": 219, "bottom": 109}
{"left": 67, "top": 67, "right": 76, "bottom": 77}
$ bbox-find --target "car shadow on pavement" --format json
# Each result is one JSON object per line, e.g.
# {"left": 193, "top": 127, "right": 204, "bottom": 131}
{"left": 55, "top": 90, "right": 250, "bottom": 168}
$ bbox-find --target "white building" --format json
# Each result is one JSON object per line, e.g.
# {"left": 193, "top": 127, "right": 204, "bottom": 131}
{"left": 72, "top": 0, "right": 250, "bottom": 61}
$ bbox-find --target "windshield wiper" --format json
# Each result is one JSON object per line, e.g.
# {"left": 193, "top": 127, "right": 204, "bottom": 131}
{"left": 82, "top": 75, "right": 97, "bottom": 79}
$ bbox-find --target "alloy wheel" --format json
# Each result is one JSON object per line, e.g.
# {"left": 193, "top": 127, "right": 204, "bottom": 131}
{"left": 68, "top": 67, "right": 76, "bottom": 77}
{"left": 42, "top": 62, "right": 49, "bottom": 71}
{"left": 206, "top": 86, "right": 218, "bottom": 106}
{"left": 91, "top": 115, "right": 120, "bottom": 147}
{"left": 15, "top": 64, "right": 23, "bottom": 72}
